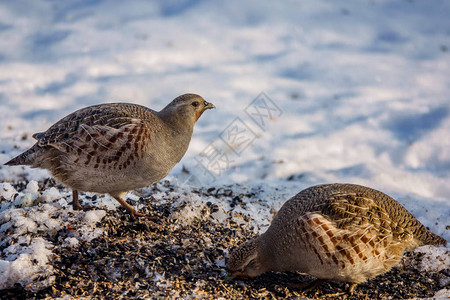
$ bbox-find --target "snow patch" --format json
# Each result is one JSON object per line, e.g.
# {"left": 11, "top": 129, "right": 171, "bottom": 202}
{"left": 0, "top": 182, "right": 18, "bottom": 201}
{"left": 41, "top": 187, "right": 62, "bottom": 203}
{"left": 414, "top": 245, "right": 449, "bottom": 273}
{"left": 84, "top": 210, "right": 106, "bottom": 225}
{"left": 0, "top": 237, "right": 54, "bottom": 291}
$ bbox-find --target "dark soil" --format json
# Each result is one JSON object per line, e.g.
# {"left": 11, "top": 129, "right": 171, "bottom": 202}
{"left": 0, "top": 180, "right": 448, "bottom": 299}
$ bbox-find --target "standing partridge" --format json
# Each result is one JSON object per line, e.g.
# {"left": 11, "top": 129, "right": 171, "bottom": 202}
{"left": 227, "top": 183, "right": 447, "bottom": 292}
{"left": 5, "top": 94, "right": 215, "bottom": 218}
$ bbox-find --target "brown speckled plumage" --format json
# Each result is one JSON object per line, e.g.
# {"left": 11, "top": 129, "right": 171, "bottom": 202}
{"left": 228, "top": 184, "right": 446, "bottom": 292}
{"left": 5, "top": 94, "right": 215, "bottom": 218}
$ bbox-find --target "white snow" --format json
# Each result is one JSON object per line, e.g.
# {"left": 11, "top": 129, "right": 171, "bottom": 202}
{"left": 84, "top": 210, "right": 107, "bottom": 225}
{"left": 64, "top": 237, "right": 79, "bottom": 248}
{"left": 0, "top": 182, "right": 17, "bottom": 202}
{"left": 41, "top": 187, "right": 61, "bottom": 203}
{"left": 24, "top": 180, "right": 39, "bottom": 195}
{"left": 14, "top": 180, "right": 40, "bottom": 207}
{"left": 0, "top": 237, "right": 54, "bottom": 292}
{"left": 413, "top": 246, "right": 449, "bottom": 273}
{"left": 0, "top": 0, "right": 448, "bottom": 295}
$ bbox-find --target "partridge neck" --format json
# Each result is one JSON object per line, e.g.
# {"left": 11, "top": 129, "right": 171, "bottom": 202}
{"left": 159, "top": 109, "right": 194, "bottom": 132}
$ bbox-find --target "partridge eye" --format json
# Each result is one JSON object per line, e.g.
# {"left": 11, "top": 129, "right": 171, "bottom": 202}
{"left": 192, "top": 101, "right": 199, "bottom": 107}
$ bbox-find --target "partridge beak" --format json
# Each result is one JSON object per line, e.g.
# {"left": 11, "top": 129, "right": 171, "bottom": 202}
{"left": 204, "top": 101, "right": 216, "bottom": 110}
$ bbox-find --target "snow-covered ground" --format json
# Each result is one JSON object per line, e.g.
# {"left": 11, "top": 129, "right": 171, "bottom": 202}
{"left": 0, "top": 0, "right": 449, "bottom": 297}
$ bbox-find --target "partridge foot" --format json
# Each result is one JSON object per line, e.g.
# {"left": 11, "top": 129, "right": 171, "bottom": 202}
{"left": 71, "top": 190, "right": 94, "bottom": 211}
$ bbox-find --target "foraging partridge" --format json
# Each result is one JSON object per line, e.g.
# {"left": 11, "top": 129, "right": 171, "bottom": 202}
{"left": 5, "top": 94, "right": 215, "bottom": 218}
{"left": 227, "top": 184, "right": 447, "bottom": 292}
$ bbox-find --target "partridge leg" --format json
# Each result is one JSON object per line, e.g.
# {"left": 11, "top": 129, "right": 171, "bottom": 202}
{"left": 72, "top": 190, "right": 82, "bottom": 210}
{"left": 348, "top": 283, "right": 357, "bottom": 293}
{"left": 72, "top": 190, "right": 93, "bottom": 211}
{"left": 115, "top": 196, "right": 145, "bottom": 219}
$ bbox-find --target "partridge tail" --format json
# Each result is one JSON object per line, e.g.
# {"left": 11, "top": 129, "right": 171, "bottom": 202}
{"left": 4, "top": 146, "right": 39, "bottom": 166}
{"left": 417, "top": 228, "right": 447, "bottom": 247}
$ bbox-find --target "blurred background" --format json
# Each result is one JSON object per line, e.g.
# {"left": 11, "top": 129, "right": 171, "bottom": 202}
{"left": 0, "top": 0, "right": 449, "bottom": 208}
